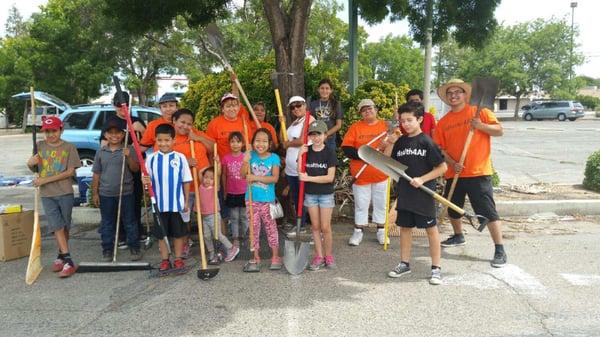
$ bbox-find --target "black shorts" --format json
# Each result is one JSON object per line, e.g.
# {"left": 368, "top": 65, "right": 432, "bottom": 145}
{"left": 152, "top": 212, "right": 188, "bottom": 238}
{"left": 396, "top": 210, "right": 437, "bottom": 229}
{"left": 444, "top": 176, "right": 499, "bottom": 223}
{"left": 225, "top": 193, "right": 246, "bottom": 208}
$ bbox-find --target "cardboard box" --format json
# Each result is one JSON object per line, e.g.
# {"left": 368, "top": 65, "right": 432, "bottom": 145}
{"left": 0, "top": 210, "right": 34, "bottom": 262}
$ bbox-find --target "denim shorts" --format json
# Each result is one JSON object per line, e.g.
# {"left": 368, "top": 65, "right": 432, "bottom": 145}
{"left": 304, "top": 193, "right": 335, "bottom": 208}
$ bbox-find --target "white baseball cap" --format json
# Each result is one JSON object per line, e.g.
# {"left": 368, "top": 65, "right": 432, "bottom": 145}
{"left": 288, "top": 96, "right": 306, "bottom": 106}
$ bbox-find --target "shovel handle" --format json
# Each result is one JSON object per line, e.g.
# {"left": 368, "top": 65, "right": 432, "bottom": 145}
{"left": 213, "top": 143, "right": 219, "bottom": 240}
{"left": 397, "top": 170, "right": 466, "bottom": 216}
{"left": 190, "top": 140, "right": 208, "bottom": 270}
{"left": 274, "top": 88, "right": 288, "bottom": 142}
{"left": 242, "top": 119, "right": 255, "bottom": 252}
{"left": 232, "top": 77, "right": 260, "bottom": 129}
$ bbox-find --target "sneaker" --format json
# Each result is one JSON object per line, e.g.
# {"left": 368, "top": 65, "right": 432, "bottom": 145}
{"left": 348, "top": 229, "right": 364, "bottom": 246}
{"left": 51, "top": 258, "right": 65, "bottom": 272}
{"left": 243, "top": 260, "right": 261, "bottom": 272}
{"left": 117, "top": 241, "right": 128, "bottom": 250}
{"left": 159, "top": 259, "right": 171, "bottom": 272}
{"left": 102, "top": 250, "right": 112, "bottom": 262}
{"left": 225, "top": 245, "right": 240, "bottom": 262}
{"left": 208, "top": 256, "right": 221, "bottom": 265}
{"left": 130, "top": 249, "right": 143, "bottom": 261}
{"left": 181, "top": 243, "right": 190, "bottom": 259}
{"left": 388, "top": 262, "right": 411, "bottom": 278}
{"left": 376, "top": 229, "right": 389, "bottom": 245}
{"left": 139, "top": 234, "right": 148, "bottom": 244}
{"left": 440, "top": 234, "right": 466, "bottom": 247}
{"left": 324, "top": 255, "right": 337, "bottom": 269}
{"left": 58, "top": 263, "right": 78, "bottom": 278}
{"left": 269, "top": 256, "right": 282, "bottom": 270}
{"left": 173, "top": 259, "right": 185, "bottom": 270}
{"left": 429, "top": 268, "right": 442, "bottom": 285}
{"left": 308, "top": 256, "right": 325, "bottom": 271}
{"left": 491, "top": 251, "right": 507, "bottom": 268}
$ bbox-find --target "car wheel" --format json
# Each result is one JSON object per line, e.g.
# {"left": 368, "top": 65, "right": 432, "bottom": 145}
{"left": 523, "top": 113, "right": 533, "bottom": 121}
{"left": 79, "top": 151, "right": 95, "bottom": 167}
{"left": 557, "top": 113, "right": 566, "bottom": 121}
{"left": 568, "top": 118, "right": 576, "bottom": 121}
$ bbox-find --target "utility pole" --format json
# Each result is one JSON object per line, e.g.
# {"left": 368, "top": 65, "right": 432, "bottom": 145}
{"left": 570, "top": 2, "right": 577, "bottom": 80}
{"left": 348, "top": 0, "right": 358, "bottom": 94}
{"left": 422, "top": 0, "right": 434, "bottom": 110}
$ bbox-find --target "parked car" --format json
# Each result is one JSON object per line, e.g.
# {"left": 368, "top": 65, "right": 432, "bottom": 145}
{"left": 60, "top": 104, "right": 161, "bottom": 166}
{"left": 521, "top": 101, "right": 584, "bottom": 121}
{"left": 11, "top": 91, "right": 71, "bottom": 126}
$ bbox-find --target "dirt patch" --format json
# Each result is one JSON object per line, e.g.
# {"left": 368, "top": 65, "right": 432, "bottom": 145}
{"left": 494, "top": 183, "right": 600, "bottom": 201}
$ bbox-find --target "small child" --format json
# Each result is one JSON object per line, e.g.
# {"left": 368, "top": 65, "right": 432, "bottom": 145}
{"left": 241, "top": 128, "right": 281, "bottom": 272}
{"left": 91, "top": 120, "right": 141, "bottom": 262}
{"left": 26, "top": 116, "right": 81, "bottom": 278}
{"left": 142, "top": 124, "right": 192, "bottom": 273}
{"left": 221, "top": 131, "right": 248, "bottom": 248}
{"left": 385, "top": 102, "right": 447, "bottom": 285}
{"left": 298, "top": 120, "right": 338, "bottom": 271}
{"left": 198, "top": 167, "right": 240, "bottom": 264}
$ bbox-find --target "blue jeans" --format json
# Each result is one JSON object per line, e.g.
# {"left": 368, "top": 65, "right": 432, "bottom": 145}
{"left": 99, "top": 193, "right": 139, "bottom": 251}
{"left": 286, "top": 174, "right": 308, "bottom": 226}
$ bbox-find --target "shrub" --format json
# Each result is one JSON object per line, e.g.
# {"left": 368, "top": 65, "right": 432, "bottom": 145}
{"left": 576, "top": 95, "right": 600, "bottom": 110}
{"left": 583, "top": 150, "right": 600, "bottom": 192}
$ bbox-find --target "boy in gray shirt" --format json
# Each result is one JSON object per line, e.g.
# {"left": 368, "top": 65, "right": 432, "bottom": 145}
{"left": 92, "top": 120, "right": 141, "bottom": 261}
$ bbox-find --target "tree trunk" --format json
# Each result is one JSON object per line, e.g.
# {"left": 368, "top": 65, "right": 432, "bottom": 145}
{"left": 513, "top": 93, "right": 521, "bottom": 121}
{"left": 263, "top": 0, "right": 312, "bottom": 125}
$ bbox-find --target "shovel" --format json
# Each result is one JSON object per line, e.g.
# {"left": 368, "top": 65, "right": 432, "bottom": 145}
{"left": 358, "top": 146, "right": 489, "bottom": 232}
{"left": 441, "top": 77, "right": 499, "bottom": 220}
{"left": 190, "top": 140, "right": 219, "bottom": 280}
{"left": 283, "top": 111, "right": 312, "bottom": 275}
{"left": 270, "top": 72, "right": 292, "bottom": 142}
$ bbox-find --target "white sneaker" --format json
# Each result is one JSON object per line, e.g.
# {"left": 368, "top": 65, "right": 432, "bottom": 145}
{"left": 376, "top": 229, "right": 389, "bottom": 245}
{"left": 429, "top": 268, "right": 442, "bottom": 285}
{"left": 348, "top": 229, "right": 363, "bottom": 246}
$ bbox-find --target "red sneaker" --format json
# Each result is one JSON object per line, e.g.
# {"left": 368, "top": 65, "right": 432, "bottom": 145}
{"left": 58, "top": 263, "right": 78, "bottom": 278}
{"left": 173, "top": 259, "right": 185, "bottom": 270}
{"left": 51, "top": 259, "right": 65, "bottom": 272}
{"left": 159, "top": 260, "right": 171, "bottom": 272}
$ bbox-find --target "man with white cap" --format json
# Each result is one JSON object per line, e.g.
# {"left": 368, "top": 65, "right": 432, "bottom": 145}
{"left": 433, "top": 79, "right": 506, "bottom": 267}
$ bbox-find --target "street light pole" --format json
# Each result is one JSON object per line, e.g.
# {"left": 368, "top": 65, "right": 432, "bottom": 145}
{"left": 570, "top": 1, "right": 577, "bottom": 80}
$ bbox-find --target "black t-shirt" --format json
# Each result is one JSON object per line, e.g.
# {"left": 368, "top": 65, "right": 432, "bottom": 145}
{"left": 100, "top": 114, "right": 145, "bottom": 145}
{"left": 304, "top": 145, "right": 338, "bottom": 195}
{"left": 391, "top": 132, "right": 444, "bottom": 217}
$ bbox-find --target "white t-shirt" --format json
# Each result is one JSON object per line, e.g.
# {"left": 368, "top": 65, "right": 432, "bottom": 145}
{"left": 285, "top": 116, "right": 312, "bottom": 176}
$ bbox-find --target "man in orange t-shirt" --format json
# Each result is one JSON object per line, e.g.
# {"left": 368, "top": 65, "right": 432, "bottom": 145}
{"left": 139, "top": 93, "right": 215, "bottom": 156}
{"left": 342, "top": 99, "right": 392, "bottom": 247}
{"left": 433, "top": 79, "right": 506, "bottom": 268}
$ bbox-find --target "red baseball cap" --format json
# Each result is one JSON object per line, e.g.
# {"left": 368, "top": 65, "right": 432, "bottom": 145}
{"left": 40, "top": 116, "right": 63, "bottom": 131}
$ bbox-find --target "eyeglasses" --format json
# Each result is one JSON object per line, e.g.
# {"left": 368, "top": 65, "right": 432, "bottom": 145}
{"left": 446, "top": 90, "right": 465, "bottom": 97}
{"left": 290, "top": 104, "right": 303, "bottom": 110}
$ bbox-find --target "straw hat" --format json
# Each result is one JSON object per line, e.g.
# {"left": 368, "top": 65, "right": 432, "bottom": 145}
{"left": 437, "top": 79, "right": 471, "bottom": 106}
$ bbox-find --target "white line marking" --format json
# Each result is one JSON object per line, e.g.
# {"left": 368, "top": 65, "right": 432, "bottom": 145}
{"left": 488, "top": 264, "right": 547, "bottom": 295}
{"left": 560, "top": 273, "right": 600, "bottom": 286}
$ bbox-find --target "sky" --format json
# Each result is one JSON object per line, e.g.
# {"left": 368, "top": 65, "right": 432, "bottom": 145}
{"left": 1, "top": 0, "right": 599, "bottom": 78}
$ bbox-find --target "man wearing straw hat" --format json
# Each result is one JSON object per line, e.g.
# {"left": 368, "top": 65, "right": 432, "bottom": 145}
{"left": 433, "top": 79, "right": 507, "bottom": 268}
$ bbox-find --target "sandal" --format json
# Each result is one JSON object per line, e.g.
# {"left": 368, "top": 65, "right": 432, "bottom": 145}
{"left": 243, "top": 260, "right": 261, "bottom": 273}
{"left": 269, "top": 256, "right": 282, "bottom": 270}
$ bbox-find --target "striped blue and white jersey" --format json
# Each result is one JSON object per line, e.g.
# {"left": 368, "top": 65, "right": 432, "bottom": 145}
{"left": 145, "top": 151, "right": 192, "bottom": 212}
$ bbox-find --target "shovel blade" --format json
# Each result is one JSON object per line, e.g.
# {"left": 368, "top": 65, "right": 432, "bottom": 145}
{"left": 283, "top": 240, "right": 311, "bottom": 275}
{"left": 469, "top": 77, "right": 500, "bottom": 110}
{"left": 197, "top": 268, "right": 219, "bottom": 280}
{"left": 358, "top": 145, "right": 407, "bottom": 182}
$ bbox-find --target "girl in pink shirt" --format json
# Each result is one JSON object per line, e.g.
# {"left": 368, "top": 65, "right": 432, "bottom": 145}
{"left": 221, "top": 132, "right": 248, "bottom": 248}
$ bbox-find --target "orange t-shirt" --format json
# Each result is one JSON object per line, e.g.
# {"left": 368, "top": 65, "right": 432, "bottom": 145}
{"left": 249, "top": 120, "right": 279, "bottom": 147}
{"left": 140, "top": 117, "right": 212, "bottom": 149}
{"left": 433, "top": 104, "right": 499, "bottom": 179}
{"left": 170, "top": 134, "right": 210, "bottom": 192}
{"left": 206, "top": 115, "right": 245, "bottom": 157}
{"left": 341, "top": 119, "right": 389, "bottom": 185}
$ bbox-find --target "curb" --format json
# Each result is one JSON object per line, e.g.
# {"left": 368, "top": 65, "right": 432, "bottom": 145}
{"left": 496, "top": 199, "right": 600, "bottom": 217}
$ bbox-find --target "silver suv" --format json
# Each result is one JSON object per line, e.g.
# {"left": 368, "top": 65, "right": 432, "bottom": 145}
{"left": 522, "top": 101, "right": 584, "bottom": 121}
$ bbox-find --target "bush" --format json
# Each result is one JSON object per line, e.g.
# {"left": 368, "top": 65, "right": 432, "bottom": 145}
{"left": 576, "top": 95, "right": 600, "bottom": 110}
{"left": 583, "top": 150, "right": 600, "bottom": 192}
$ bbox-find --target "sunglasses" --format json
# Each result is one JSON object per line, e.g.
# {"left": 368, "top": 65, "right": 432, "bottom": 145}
{"left": 290, "top": 104, "right": 303, "bottom": 110}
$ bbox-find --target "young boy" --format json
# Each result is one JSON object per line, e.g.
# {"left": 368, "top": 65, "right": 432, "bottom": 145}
{"left": 384, "top": 102, "right": 447, "bottom": 285}
{"left": 91, "top": 120, "right": 142, "bottom": 262}
{"left": 142, "top": 124, "right": 192, "bottom": 273}
{"left": 26, "top": 116, "right": 81, "bottom": 278}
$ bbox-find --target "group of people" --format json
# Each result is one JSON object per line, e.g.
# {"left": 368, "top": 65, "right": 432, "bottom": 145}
{"left": 26, "top": 76, "right": 507, "bottom": 284}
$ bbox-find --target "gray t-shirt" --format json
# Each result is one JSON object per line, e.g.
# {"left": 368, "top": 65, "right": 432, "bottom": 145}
{"left": 92, "top": 145, "right": 139, "bottom": 197}
{"left": 35, "top": 141, "right": 81, "bottom": 197}
{"left": 309, "top": 99, "right": 343, "bottom": 131}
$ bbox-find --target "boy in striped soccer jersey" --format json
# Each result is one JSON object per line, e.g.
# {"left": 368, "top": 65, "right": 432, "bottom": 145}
{"left": 142, "top": 124, "right": 193, "bottom": 273}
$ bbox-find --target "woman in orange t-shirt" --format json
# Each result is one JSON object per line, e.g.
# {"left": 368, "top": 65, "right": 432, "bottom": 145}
{"left": 248, "top": 101, "right": 279, "bottom": 151}
{"left": 341, "top": 99, "right": 393, "bottom": 247}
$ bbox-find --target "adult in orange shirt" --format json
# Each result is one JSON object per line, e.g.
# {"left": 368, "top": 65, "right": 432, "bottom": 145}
{"left": 205, "top": 93, "right": 248, "bottom": 158}
{"left": 139, "top": 93, "right": 214, "bottom": 156}
{"left": 342, "top": 99, "right": 393, "bottom": 246}
{"left": 433, "top": 79, "right": 506, "bottom": 268}
{"left": 248, "top": 101, "right": 279, "bottom": 151}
